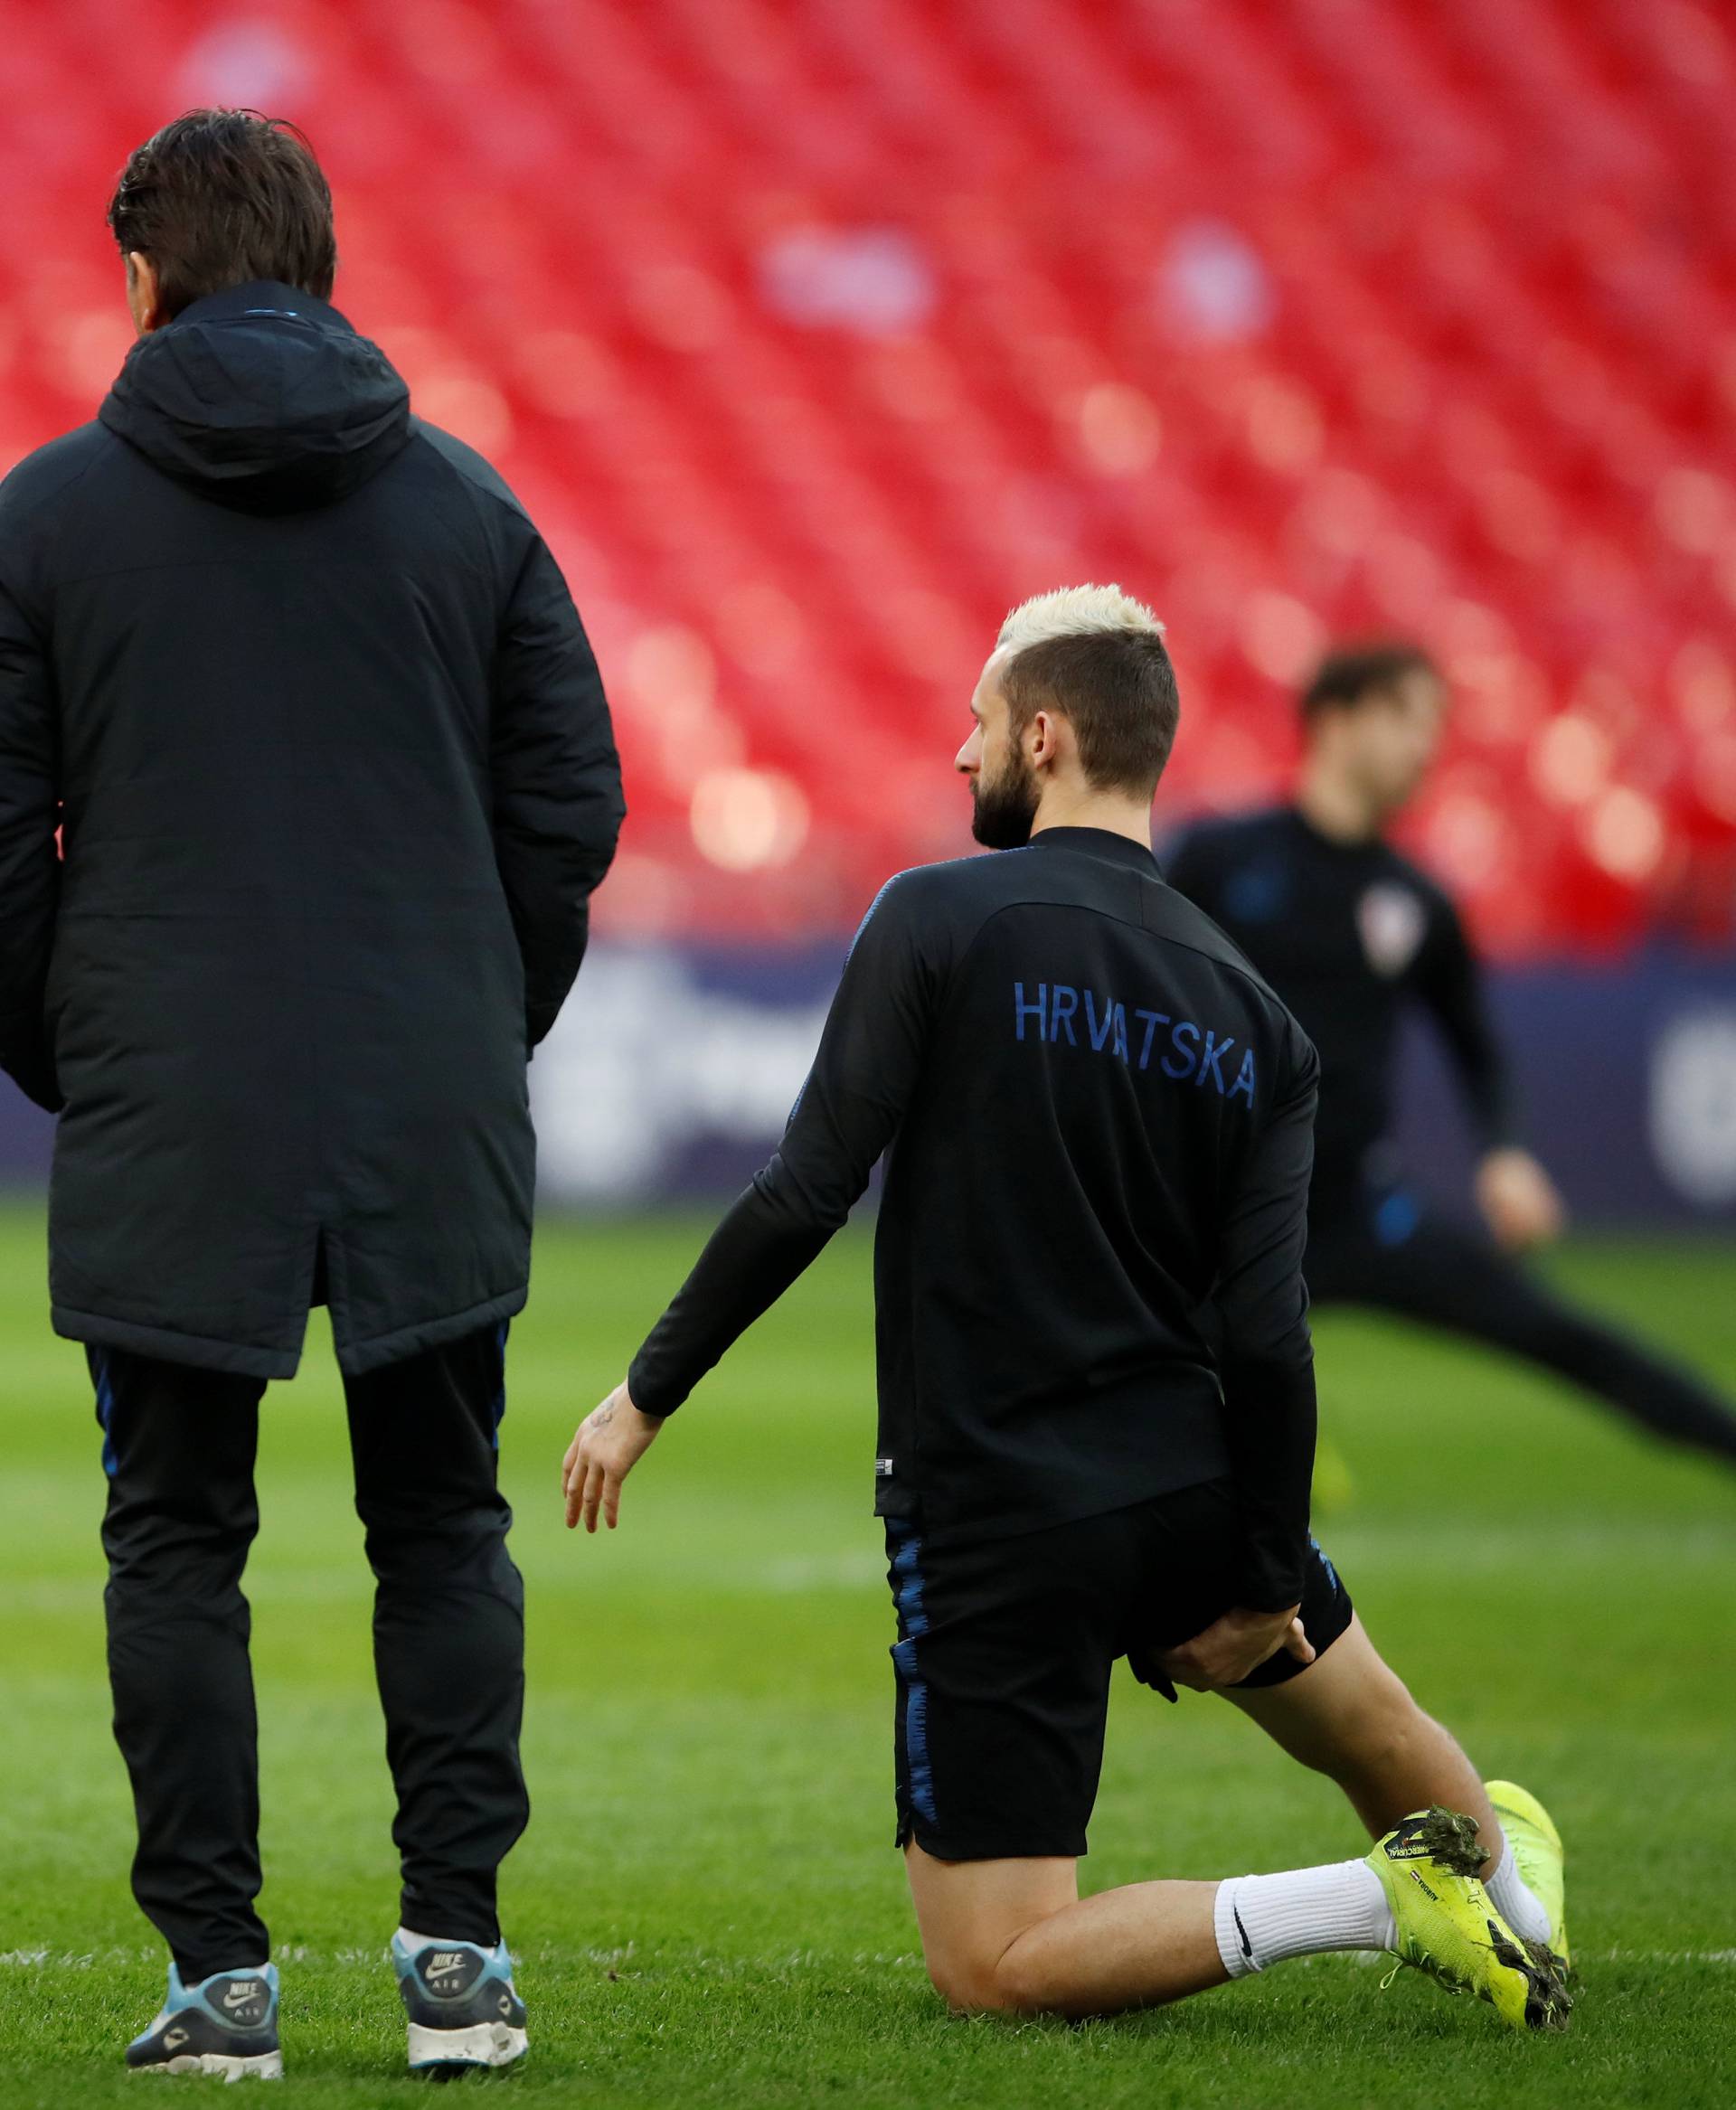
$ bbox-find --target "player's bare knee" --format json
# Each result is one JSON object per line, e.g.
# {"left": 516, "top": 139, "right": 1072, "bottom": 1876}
{"left": 923, "top": 1944, "right": 1012, "bottom": 2015}
{"left": 991, "top": 1937, "right": 1077, "bottom": 2017}
{"left": 920, "top": 1915, "right": 1065, "bottom": 2017}
{"left": 991, "top": 1936, "right": 1050, "bottom": 2015}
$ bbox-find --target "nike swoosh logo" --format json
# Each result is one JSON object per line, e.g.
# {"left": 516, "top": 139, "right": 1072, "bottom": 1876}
{"left": 221, "top": 1985, "right": 259, "bottom": 2010}
{"left": 1232, "top": 1905, "right": 1253, "bottom": 1960}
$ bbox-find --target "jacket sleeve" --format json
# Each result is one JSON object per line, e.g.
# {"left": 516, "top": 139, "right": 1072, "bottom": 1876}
{"left": 628, "top": 874, "right": 940, "bottom": 1415}
{"left": 1212, "top": 1022, "right": 1319, "bottom": 1610}
{"left": 0, "top": 567, "right": 62, "bottom": 1112}
{"left": 492, "top": 534, "right": 625, "bottom": 1047}
{"left": 1413, "top": 890, "right": 1517, "bottom": 1153}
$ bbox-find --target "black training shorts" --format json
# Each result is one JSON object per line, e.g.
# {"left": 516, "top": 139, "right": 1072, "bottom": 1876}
{"left": 886, "top": 1477, "right": 1353, "bottom": 1861}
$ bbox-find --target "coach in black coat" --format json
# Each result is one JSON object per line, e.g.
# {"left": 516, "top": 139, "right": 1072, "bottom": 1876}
{"left": 0, "top": 112, "right": 624, "bottom": 2026}
{"left": 0, "top": 279, "right": 621, "bottom": 1378}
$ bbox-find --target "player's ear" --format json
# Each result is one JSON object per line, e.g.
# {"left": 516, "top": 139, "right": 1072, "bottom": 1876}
{"left": 1027, "top": 707, "right": 1062, "bottom": 769}
{"left": 127, "top": 251, "right": 165, "bottom": 336}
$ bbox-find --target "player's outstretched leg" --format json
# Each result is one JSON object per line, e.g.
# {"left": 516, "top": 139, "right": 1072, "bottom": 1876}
{"left": 1313, "top": 1211, "right": 1736, "bottom": 1469}
{"left": 1487, "top": 1266, "right": 1736, "bottom": 1469}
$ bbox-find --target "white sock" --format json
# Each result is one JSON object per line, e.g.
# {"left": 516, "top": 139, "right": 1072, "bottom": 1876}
{"left": 1213, "top": 1862, "right": 1395, "bottom": 1979}
{"left": 1483, "top": 1831, "right": 1553, "bottom": 1948}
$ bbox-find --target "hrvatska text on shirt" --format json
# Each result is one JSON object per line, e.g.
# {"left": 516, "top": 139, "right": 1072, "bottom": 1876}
{"left": 1012, "top": 980, "right": 1258, "bottom": 1105}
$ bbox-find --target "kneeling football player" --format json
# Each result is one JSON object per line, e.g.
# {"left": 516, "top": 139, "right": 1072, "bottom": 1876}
{"left": 561, "top": 589, "right": 1571, "bottom": 2030}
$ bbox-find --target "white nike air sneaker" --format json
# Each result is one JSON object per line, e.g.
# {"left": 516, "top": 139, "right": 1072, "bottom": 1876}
{"left": 125, "top": 1961, "right": 281, "bottom": 2079}
{"left": 391, "top": 1930, "right": 528, "bottom": 2074}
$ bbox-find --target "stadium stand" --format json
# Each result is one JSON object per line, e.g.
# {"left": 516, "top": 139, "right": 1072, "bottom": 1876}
{"left": 1, "top": 0, "right": 1733, "bottom": 951}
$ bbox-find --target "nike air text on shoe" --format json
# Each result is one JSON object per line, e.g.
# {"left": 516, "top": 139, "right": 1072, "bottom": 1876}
{"left": 125, "top": 1961, "right": 282, "bottom": 2080}
{"left": 1365, "top": 1807, "right": 1571, "bottom": 2032}
{"left": 391, "top": 1929, "right": 528, "bottom": 2074}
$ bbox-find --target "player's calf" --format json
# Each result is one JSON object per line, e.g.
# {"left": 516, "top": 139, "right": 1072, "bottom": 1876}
{"left": 1230, "top": 1616, "right": 1501, "bottom": 1840}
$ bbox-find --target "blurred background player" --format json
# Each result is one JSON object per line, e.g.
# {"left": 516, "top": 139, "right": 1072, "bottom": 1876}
{"left": 561, "top": 590, "right": 1569, "bottom": 2034}
{"left": 0, "top": 110, "right": 623, "bottom": 2077}
{"left": 1166, "top": 645, "right": 1736, "bottom": 1471}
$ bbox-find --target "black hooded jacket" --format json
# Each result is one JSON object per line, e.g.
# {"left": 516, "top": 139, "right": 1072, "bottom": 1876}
{"left": 0, "top": 282, "right": 623, "bottom": 1376}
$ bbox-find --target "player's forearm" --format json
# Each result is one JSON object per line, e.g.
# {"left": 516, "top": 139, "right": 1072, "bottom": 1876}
{"left": 627, "top": 1161, "right": 842, "bottom": 1415}
{"left": 1425, "top": 932, "right": 1518, "bottom": 1151}
{"left": 1219, "top": 1352, "right": 1317, "bottom": 1611}
{"left": 1442, "top": 1013, "right": 1517, "bottom": 1151}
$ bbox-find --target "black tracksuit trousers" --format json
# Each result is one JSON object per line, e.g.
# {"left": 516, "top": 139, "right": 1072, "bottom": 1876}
{"left": 91, "top": 1323, "right": 528, "bottom": 1982}
{"left": 1305, "top": 1198, "right": 1736, "bottom": 1467}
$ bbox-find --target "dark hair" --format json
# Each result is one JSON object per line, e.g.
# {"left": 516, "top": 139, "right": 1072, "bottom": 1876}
{"left": 1300, "top": 641, "right": 1439, "bottom": 722}
{"left": 1000, "top": 628, "right": 1181, "bottom": 796}
{"left": 108, "top": 109, "right": 336, "bottom": 320}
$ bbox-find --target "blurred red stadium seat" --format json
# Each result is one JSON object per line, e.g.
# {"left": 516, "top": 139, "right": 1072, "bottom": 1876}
{"left": 3, "top": 0, "right": 1732, "bottom": 950}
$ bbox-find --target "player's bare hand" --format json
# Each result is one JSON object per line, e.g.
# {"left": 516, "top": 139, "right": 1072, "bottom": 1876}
{"left": 1476, "top": 1147, "right": 1566, "bottom": 1252}
{"left": 1153, "top": 1606, "right": 1313, "bottom": 1691}
{"left": 561, "top": 1382, "right": 662, "bottom": 1533}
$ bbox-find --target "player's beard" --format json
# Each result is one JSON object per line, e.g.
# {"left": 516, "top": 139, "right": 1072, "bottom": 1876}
{"left": 970, "top": 750, "right": 1040, "bottom": 848}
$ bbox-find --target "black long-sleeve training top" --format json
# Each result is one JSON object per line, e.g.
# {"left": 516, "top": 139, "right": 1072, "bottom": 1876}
{"left": 1165, "top": 806, "right": 1514, "bottom": 1210}
{"left": 629, "top": 827, "right": 1322, "bottom": 1610}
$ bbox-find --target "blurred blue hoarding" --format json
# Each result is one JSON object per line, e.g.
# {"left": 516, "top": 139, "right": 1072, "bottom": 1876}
{"left": 2, "top": 949, "right": 1732, "bottom": 1225}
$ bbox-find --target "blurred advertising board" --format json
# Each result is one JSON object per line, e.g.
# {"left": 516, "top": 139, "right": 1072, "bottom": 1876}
{"left": 1, "top": 947, "right": 1732, "bottom": 1224}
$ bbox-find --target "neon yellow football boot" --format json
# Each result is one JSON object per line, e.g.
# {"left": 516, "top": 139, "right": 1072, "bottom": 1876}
{"left": 1365, "top": 1807, "right": 1571, "bottom": 2032}
{"left": 1486, "top": 1778, "right": 1570, "bottom": 1968}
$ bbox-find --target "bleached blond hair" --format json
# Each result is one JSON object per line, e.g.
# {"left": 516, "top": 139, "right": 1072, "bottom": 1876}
{"left": 990, "top": 583, "right": 1179, "bottom": 795}
{"left": 995, "top": 583, "right": 1165, "bottom": 658}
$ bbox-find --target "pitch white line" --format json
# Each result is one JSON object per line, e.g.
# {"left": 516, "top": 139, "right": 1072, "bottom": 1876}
{"left": 4, "top": 1945, "right": 1732, "bottom": 1970}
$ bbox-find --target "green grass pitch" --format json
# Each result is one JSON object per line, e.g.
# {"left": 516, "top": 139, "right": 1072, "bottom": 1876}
{"left": 1, "top": 1198, "right": 1731, "bottom": 2106}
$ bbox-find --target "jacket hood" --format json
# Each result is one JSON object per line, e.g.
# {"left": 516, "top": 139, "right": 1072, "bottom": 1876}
{"left": 99, "top": 280, "right": 411, "bottom": 513}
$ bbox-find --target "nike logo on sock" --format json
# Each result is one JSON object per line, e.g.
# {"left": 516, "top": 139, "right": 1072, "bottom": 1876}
{"left": 1232, "top": 1904, "right": 1253, "bottom": 1960}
